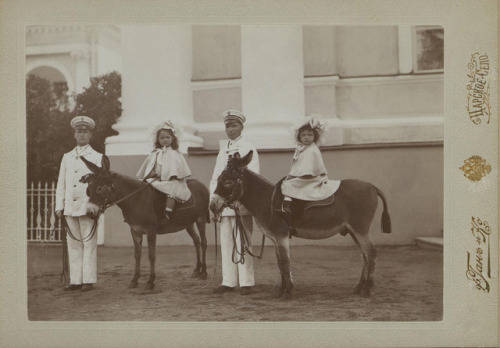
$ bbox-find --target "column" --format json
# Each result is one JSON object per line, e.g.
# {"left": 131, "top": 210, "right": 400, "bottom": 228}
{"left": 398, "top": 25, "right": 413, "bottom": 74}
{"left": 106, "top": 25, "right": 203, "bottom": 155}
{"left": 71, "top": 49, "right": 91, "bottom": 93}
{"left": 241, "top": 25, "right": 306, "bottom": 148}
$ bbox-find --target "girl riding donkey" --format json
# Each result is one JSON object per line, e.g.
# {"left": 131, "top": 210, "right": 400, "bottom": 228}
{"left": 210, "top": 114, "right": 391, "bottom": 298}
{"left": 281, "top": 116, "right": 340, "bottom": 237}
{"left": 136, "top": 121, "right": 192, "bottom": 225}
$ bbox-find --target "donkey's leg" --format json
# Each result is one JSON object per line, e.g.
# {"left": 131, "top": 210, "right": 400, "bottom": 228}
{"left": 275, "top": 236, "right": 294, "bottom": 299}
{"left": 186, "top": 223, "right": 202, "bottom": 279}
{"left": 195, "top": 218, "right": 208, "bottom": 280}
{"left": 271, "top": 239, "right": 286, "bottom": 298}
{"left": 355, "top": 234, "right": 377, "bottom": 297}
{"left": 129, "top": 228, "right": 143, "bottom": 289}
{"left": 144, "top": 231, "right": 157, "bottom": 290}
{"left": 350, "top": 231, "right": 369, "bottom": 295}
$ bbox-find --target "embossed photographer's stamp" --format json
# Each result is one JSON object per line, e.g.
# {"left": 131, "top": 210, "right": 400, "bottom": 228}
{"left": 466, "top": 217, "right": 492, "bottom": 293}
{"left": 467, "top": 53, "right": 491, "bottom": 125}
{"left": 459, "top": 155, "right": 492, "bottom": 182}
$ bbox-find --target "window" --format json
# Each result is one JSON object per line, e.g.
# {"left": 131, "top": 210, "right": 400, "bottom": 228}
{"left": 413, "top": 26, "right": 444, "bottom": 73}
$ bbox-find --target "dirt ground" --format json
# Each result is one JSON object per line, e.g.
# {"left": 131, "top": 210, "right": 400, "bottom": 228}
{"left": 28, "top": 243, "right": 442, "bottom": 321}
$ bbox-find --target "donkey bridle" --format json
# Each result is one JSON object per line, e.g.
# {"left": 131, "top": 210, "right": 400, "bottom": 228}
{"left": 64, "top": 178, "right": 159, "bottom": 242}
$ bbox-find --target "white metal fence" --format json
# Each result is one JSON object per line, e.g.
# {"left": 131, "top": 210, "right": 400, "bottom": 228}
{"left": 28, "top": 181, "right": 63, "bottom": 243}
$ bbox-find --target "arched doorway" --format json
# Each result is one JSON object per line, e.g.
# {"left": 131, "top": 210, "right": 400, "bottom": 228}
{"left": 27, "top": 65, "right": 75, "bottom": 111}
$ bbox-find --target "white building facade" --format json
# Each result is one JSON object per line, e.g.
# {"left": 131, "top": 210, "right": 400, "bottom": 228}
{"left": 26, "top": 25, "right": 444, "bottom": 247}
{"left": 26, "top": 25, "right": 121, "bottom": 98}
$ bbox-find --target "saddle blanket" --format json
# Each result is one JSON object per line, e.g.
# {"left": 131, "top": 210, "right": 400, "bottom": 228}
{"left": 272, "top": 178, "right": 342, "bottom": 220}
{"left": 152, "top": 189, "right": 196, "bottom": 216}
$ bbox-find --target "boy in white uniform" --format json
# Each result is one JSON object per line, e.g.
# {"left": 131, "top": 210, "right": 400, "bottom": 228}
{"left": 55, "top": 116, "right": 103, "bottom": 291}
{"left": 210, "top": 110, "right": 260, "bottom": 295}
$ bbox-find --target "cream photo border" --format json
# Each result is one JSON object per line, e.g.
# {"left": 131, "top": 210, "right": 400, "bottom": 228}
{"left": 0, "top": 0, "right": 498, "bottom": 347}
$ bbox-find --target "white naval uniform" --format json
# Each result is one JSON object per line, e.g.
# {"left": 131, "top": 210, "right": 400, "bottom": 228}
{"left": 55, "top": 145, "right": 103, "bottom": 285}
{"left": 210, "top": 136, "right": 260, "bottom": 288}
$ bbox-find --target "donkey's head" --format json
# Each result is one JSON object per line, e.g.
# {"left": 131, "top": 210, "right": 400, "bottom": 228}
{"left": 80, "top": 155, "right": 117, "bottom": 215}
{"left": 210, "top": 151, "right": 253, "bottom": 216}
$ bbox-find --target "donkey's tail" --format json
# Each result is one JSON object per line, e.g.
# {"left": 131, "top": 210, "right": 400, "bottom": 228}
{"left": 374, "top": 186, "right": 392, "bottom": 234}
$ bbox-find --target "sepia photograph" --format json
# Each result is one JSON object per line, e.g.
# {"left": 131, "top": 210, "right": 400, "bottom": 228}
{"left": 0, "top": 1, "right": 497, "bottom": 347}
{"left": 26, "top": 24, "right": 444, "bottom": 322}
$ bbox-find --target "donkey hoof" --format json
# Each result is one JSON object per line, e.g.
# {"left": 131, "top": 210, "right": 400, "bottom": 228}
{"left": 128, "top": 281, "right": 138, "bottom": 289}
{"left": 360, "top": 287, "right": 372, "bottom": 298}
{"left": 191, "top": 270, "right": 200, "bottom": 278}
{"left": 273, "top": 287, "right": 285, "bottom": 298}
{"left": 353, "top": 283, "right": 362, "bottom": 294}
{"left": 199, "top": 271, "right": 208, "bottom": 280}
{"left": 281, "top": 292, "right": 293, "bottom": 301}
{"left": 144, "top": 283, "right": 155, "bottom": 291}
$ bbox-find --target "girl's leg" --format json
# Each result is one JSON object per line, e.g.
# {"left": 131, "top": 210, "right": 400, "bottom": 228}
{"left": 281, "top": 196, "right": 296, "bottom": 238}
{"left": 165, "top": 196, "right": 175, "bottom": 218}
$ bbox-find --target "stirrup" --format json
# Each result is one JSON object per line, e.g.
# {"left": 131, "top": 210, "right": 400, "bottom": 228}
{"left": 158, "top": 214, "right": 170, "bottom": 226}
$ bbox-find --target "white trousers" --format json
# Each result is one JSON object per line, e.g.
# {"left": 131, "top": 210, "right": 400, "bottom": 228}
{"left": 65, "top": 215, "right": 98, "bottom": 285}
{"left": 220, "top": 215, "right": 255, "bottom": 288}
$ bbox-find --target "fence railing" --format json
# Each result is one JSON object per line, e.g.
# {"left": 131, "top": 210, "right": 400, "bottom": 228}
{"left": 28, "top": 181, "right": 62, "bottom": 243}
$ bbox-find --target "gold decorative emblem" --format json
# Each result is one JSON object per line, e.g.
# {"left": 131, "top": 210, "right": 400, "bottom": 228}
{"left": 459, "top": 156, "right": 492, "bottom": 182}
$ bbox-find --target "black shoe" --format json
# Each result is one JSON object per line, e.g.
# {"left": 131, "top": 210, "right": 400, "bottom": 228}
{"left": 63, "top": 284, "right": 82, "bottom": 291}
{"left": 81, "top": 283, "right": 94, "bottom": 292}
{"left": 281, "top": 200, "right": 292, "bottom": 215}
{"left": 212, "top": 285, "right": 235, "bottom": 294}
{"left": 240, "top": 286, "right": 254, "bottom": 295}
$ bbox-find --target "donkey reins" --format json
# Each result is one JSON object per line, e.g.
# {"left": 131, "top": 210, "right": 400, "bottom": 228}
{"left": 101, "top": 177, "right": 159, "bottom": 212}
{"left": 219, "top": 202, "right": 265, "bottom": 265}
{"left": 65, "top": 178, "right": 159, "bottom": 242}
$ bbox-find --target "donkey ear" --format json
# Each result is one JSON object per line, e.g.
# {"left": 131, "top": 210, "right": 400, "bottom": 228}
{"left": 80, "top": 156, "right": 101, "bottom": 174}
{"left": 101, "top": 155, "right": 111, "bottom": 172}
{"left": 241, "top": 150, "right": 253, "bottom": 166}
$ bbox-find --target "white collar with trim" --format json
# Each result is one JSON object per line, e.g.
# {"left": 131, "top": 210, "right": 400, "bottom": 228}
{"left": 228, "top": 135, "right": 243, "bottom": 147}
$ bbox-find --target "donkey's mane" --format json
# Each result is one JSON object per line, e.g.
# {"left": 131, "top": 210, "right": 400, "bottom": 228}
{"left": 243, "top": 168, "right": 275, "bottom": 187}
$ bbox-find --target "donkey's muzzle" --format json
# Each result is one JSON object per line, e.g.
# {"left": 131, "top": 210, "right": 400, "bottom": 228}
{"left": 209, "top": 195, "right": 225, "bottom": 215}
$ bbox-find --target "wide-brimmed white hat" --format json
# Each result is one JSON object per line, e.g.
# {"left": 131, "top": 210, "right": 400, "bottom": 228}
{"left": 150, "top": 120, "right": 181, "bottom": 144}
{"left": 292, "top": 114, "right": 328, "bottom": 144}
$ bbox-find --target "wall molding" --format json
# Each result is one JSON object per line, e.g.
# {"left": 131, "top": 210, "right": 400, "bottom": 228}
{"left": 191, "top": 78, "right": 241, "bottom": 91}
{"left": 26, "top": 43, "right": 90, "bottom": 56}
{"left": 338, "top": 115, "right": 443, "bottom": 128}
{"left": 187, "top": 140, "right": 444, "bottom": 156}
{"left": 305, "top": 73, "right": 443, "bottom": 88}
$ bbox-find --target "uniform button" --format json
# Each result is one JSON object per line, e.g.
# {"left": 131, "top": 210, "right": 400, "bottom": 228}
{"left": 75, "top": 171, "right": 78, "bottom": 173}
{"left": 74, "top": 185, "right": 77, "bottom": 187}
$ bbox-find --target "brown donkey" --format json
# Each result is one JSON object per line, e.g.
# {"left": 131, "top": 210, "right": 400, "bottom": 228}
{"left": 210, "top": 151, "right": 391, "bottom": 299}
{"left": 81, "top": 155, "right": 209, "bottom": 290}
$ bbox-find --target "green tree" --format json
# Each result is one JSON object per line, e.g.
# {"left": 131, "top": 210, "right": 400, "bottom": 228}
{"left": 26, "top": 71, "right": 122, "bottom": 183}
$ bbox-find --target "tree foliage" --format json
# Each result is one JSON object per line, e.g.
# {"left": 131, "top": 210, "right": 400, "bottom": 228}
{"left": 26, "top": 71, "right": 122, "bottom": 183}
{"left": 74, "top": 71, "right": 122, "bottom": 154}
